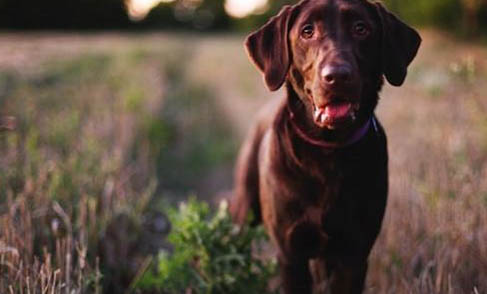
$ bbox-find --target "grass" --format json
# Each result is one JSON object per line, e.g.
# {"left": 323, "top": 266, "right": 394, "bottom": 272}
{"left": 0, "top": 34, "right": 238, "bottom": 293}
{"left": 0, "top": 30, "right": 486, "bottom": 293}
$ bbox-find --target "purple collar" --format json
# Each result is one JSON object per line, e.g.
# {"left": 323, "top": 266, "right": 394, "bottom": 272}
{"left": 289, "top": 111, "right": 376, "bottom": 149}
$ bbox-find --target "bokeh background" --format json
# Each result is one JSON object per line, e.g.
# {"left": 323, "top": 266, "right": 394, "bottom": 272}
{"left": 0, "top": 0, "right": 487, "bottom": 293}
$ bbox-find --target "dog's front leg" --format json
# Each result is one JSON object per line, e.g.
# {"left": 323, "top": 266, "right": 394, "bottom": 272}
{"left": 326, "top": 261, "right": 368, "bottom": 294}
{"left": 277, "top": 219, "right": 328, "bottom": 294}
{"left": 279, "top": 254, "right": 313, "bottom": 294}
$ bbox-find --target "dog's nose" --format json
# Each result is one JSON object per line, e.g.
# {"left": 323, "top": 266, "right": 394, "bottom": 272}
{"left": 321, "top": 64, "right": 352, "bottom": 85}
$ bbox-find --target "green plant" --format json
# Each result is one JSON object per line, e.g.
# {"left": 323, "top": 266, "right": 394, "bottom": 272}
{"left": 136, "top": 198, "right": 277, "bottom": 294}
{"left": 382, "top": 0, "right": 461, "bottom": 29}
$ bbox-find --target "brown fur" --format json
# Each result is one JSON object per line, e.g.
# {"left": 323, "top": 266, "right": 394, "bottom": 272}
{"left": 230, "top": 1, "right": 421, "bottom": 293}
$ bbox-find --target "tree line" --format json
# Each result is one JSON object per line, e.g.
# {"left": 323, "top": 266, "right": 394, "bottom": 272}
{"left": 0, "top": 0, "right": 486, "bottom": 35}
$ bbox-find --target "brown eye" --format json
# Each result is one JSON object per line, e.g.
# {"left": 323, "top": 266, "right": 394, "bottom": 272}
{"left": 353, "top": 21, "right": 369, "bottom": 37}
{"left": 301, "top": 24, "right": 314, "bottom": 39}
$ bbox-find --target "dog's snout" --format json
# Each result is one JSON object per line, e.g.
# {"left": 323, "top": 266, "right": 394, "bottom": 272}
{"left": 321, "top": 64, "right": 353, "bottom": 85}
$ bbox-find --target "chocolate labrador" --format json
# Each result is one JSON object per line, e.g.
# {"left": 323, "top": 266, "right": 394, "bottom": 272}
{"left": 230, "top": 0, "right": 421, "bottom": 293}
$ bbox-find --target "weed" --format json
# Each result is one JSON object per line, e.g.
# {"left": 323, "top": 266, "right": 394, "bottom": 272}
{"left": 135, "top": 198, "right": 277, "bottom": 294}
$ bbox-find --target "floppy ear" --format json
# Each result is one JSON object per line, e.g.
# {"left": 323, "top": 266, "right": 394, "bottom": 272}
{"left": 374, "top": 2, "right": 421, "bottom": 86}
{"left": 245, "top": 5, "right": 296, "bottom": 91}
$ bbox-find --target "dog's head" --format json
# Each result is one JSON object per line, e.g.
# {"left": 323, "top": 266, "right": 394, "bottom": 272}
{"left": 246, "top": 0, "right": 421, "bottom": 130}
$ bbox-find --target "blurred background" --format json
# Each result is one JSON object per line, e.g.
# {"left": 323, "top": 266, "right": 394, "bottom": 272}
{"left": 0, "top": 0, "right": 486, "bottom": 293}
{"left": 1, "top": 0, "right": 487, "bottom": 34}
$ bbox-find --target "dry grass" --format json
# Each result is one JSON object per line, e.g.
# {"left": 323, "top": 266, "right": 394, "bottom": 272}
{"left": 0, "top": 30, "right": 486, "bottom": 293}
{"left": 0, "top": 38, "right": 167, "bottom": 292}
{"left": 367, "top": 30, "right": 487, "bottom": 294}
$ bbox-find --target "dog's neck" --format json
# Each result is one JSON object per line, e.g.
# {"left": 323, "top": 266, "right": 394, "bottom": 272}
{"left": 288, "top": 112, "right": 375, "bottom": 149}
{"left": 284, "top": 82, "right": 376, "bottom": 149}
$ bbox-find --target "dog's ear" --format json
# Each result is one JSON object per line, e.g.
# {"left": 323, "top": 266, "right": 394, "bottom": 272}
{"left": 245, "top": 5, "right": 296, "bottom": 91}
{"left": 374, "top": 2, "right": 421, "bottom": 87}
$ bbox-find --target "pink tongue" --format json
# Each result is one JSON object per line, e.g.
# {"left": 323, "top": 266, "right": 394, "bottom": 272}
{"left": 325, "top": 102, "right": 351, "bottom": 120}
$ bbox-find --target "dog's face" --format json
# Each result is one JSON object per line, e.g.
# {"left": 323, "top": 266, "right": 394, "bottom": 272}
{"left": 246, "top": 0, "right": 421, "bottom": 130}
{"left": 288, "top": 0, "right": 380, "bottom": 129}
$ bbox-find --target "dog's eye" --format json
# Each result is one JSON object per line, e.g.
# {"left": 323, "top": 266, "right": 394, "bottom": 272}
{"left": 301, "top": 24, "right": 314, "bottom": 39}
{"left": 352, "top": 21, "right": 369, "bottom": 38}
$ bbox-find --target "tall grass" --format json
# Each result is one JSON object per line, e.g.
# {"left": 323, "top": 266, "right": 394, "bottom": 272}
{"left": 0, "top": 31, "right": 486, "bottom": 293}
{"left": 368, "top": 31, "right": 487, "bottom": 293}
{"left": 0, "top": 51, "right": 160, "bottom": 292}
{"left": 0, "top": 36, "right": 238, "bottom": 293}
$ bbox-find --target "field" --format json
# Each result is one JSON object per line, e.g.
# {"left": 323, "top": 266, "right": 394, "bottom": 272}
{"left": 0, "top": 30, "right": 486, "bottom": 293}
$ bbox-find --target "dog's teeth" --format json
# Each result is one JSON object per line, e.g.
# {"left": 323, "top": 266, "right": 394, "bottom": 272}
{"left": 350, "top": 111, "right": 356, "bottom": 121}
{"left": 321, "top": 113, "right": 328, "bottom": 123}
{"left": 314, "top": 109, "right": 325, "bottom": 123}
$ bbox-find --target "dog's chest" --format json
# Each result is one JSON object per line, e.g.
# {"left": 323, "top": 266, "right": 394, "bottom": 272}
{"left": 283, "top": 150, "right": 370, "bottom": 229}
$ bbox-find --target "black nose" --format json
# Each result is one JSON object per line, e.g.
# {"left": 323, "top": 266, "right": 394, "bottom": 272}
{"left": 321, "top": 64, "right": 353, "bottom": 85}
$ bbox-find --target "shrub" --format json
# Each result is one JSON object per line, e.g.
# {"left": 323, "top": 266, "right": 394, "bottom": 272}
{"left": 136, "top": 198, "right": 277, "bottom": 294}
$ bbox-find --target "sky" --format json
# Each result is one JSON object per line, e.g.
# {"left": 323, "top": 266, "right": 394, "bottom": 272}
{"left": 127, "top": 0, "right": 268, "bottom": 20}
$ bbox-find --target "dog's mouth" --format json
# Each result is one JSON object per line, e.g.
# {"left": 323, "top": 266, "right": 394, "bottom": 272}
{"left": 313, "top": 99, "right": 360, "bottom": 129}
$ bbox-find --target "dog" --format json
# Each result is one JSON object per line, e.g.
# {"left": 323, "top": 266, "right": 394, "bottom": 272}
{"left": 229, "top": 0, "right": 421, "bottom": 293}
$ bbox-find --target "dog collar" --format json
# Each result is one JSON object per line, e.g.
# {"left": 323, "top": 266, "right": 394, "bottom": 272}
{"left": 288, "top": 111, "right": 376, "bottom": 149}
